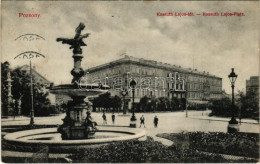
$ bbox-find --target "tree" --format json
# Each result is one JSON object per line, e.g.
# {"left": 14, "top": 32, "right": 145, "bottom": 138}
{"left": 237, "top": 90, "right": 259, "bottom": 120}
{"left": 111, "top": 95, "right": 122, "bottom": 113}
{"left": 95, "top": 92, "right": 111, "bottom": 112}
{"left": 157, "top": 97, "right": 170, "bottom": 111}
{"left": 171, "top": 97, "right": 180, "bottom": 111}
{"left": 1, "top": 62, "right": 52, "bottom": 116}
{"left": 139, "top": 96, "right": 149, "bottom": 112}
{"left": 180, "top": 98, "right": 186, "bottom": 110}
{"left": 150, "top": 96, "right": 159, "bottom": 112}
{"left": 1, "top": 62, "right": 10, "bottom": 116}
{"left": 93, "top": 93, "right": 122, "bottom": 113}
{"left": 209, "top": 97, "right": 236, "bottom": 117}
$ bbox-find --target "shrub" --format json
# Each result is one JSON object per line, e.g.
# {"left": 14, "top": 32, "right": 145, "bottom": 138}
{"left": 157, "top": 132, "right": 259, "bottom": 159}
{"left": 68, "top": 136, "right": 256, "bottom": 163}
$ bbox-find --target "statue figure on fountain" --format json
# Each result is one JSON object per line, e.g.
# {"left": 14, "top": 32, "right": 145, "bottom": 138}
{"left": 84, "top": 111, "right": 97, "bottom": 137}
{"left": 56, "top": 22, "right": 90, "bottom": 55}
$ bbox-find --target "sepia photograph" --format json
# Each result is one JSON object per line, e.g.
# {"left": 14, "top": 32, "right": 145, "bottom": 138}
{"left": 1, "top": 0, "right": 259, "bottom": 163}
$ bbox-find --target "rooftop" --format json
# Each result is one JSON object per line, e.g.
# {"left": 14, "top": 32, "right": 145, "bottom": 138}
{"left": 14, "top": 65, "right": 51, "bottom": 84}
{"left": 86, "top": 55, "right": 221, "bottom": 79}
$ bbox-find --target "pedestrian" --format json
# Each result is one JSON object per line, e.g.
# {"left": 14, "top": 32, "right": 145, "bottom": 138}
{"left": 139, "top": 115, "right": 145, "bottom": 128}
{"left": 102, "top": 112, "right": 107, "bottom": 125}
{"left": 154, "top": 115, "right": 158, "bottom": 128}
{"left": 112, "top": 113, "right": 115, "bottom": 125}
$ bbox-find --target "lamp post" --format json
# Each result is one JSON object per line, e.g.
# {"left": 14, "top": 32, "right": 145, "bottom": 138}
{"left": 121, "top": 88, "right": 128, "bottom": 115}
{"left": 130, "top": 80, "right": 137, "bottom": 128}
{"left": 227, "top": 68, "right": 239, "bottom": 133}
{"left": 14, "top": 52, "right": 45, "bottom": 127}
{"left": 29, "top": 60, "right": 35, "bottom": 127}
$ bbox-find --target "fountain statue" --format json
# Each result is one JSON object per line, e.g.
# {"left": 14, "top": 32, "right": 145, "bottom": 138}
{"left": 51, "top": 22, "right": 109, "bottom": 139}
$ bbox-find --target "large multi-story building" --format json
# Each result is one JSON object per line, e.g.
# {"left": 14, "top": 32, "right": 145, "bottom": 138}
{"left": 246, "top": 76, "right": 259, "bottom": 96}
{"left": 84, "top": 55, "right": 222, "bottom": 109}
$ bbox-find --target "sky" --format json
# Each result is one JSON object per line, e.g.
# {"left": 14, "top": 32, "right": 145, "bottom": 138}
{"left": 1, "top": 1, "right": 259, "bottom": 94}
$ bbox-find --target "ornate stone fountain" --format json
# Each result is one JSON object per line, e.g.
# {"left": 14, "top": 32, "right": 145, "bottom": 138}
{"left": 3, "top": 23, "right": 146, "bottom": 153}
{"left": 50, "top": 22, "right": 109, "bottom": 139}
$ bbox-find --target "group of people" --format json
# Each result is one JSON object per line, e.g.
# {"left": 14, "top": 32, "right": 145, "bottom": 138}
{"left": 102, "top": 112, "right": 115, "bottom": 125}
{"left": 139, "top": 115, "right": 159, "bottom": 128}
{"left": 102, "top": 112, "right": 159, "bottom": 128}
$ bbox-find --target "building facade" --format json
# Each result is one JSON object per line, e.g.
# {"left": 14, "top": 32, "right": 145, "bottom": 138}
{"left": 246, "top": 76, "right": 259, "bottom": 96}
{"left": 84, "top": 55, "right": 222, "bottom": 109}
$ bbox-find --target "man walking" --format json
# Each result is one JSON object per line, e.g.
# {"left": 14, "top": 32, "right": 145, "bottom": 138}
{"left": 154, "top": 115, "right": 158, "bottom": 128}
{"left": 102, "top": 112, "right": 107, "bottom": 125}
{"left": 112, "top": 113, "right": 115, "bottom": 125}
{"left": 139, "top": 115, "right": 145, "bottom": 128}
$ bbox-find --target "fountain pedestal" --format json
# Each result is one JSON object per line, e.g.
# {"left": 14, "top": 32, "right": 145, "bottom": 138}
{"left": 51, "top": 84, "right": 108, "bottom": 140}
{"left": 58, "top": 96, "right": 96, "bottom": 139}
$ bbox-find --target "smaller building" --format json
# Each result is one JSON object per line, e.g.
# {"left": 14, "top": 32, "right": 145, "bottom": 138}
{"left": 246, "top": 76, "right": 259, "bottom": 96}
{"left": 14, "top": 65, "right": 56, "bottom": 105}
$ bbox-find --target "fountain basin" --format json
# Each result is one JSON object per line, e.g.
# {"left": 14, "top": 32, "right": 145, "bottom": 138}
{"left": 4, "top": 126, "right": 146, "bottom": 148}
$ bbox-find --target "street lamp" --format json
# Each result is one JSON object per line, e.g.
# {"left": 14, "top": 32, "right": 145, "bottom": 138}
{"left": 29, "top": 60, "right": 35, "bottom": 127}
{"left": 14, "top": 52, "right": 45, "bottom": 127}
{"left": 130, "top": 79, "right": 137, "bottom": 128}
{"left": 228, "top": 68, "right": 239, "bottom": 133}
{"left": 121, "top": 88, "right": 128, "bottom": 115}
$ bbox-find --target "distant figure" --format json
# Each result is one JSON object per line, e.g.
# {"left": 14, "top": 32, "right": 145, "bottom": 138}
{"left": 139, "top": 115, "right": 145, "bottom": 128}
{"left": 154, "top": 115, "right": 158, "bottom": 128}
{"left": 112, "top": 113, "right": 115, "bottom": 125}
{"left": 102, "top": 112, "right": 107, "bottom": 125}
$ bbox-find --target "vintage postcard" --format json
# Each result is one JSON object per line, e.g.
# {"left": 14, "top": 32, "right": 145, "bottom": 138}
{"left": 1, "top": 0, "right": 259, "bottom": 163}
